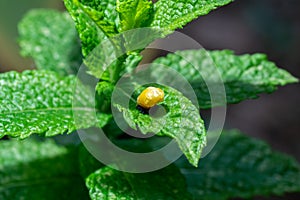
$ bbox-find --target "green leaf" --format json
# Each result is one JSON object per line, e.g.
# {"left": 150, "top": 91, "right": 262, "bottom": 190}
{"left": 18, "top": 9, "right": 81, "bottom": 76}
{"left": 64, "top": 0, "right": 153, "bottom": 80}
{"left": 152, "top": 49, "right": 298, "bottom": 108}
{"left": 78, "top": 144, "right": 104, "bottom": 178}
{"left": 151, "top": 0, "right": 233, "bottom": 34}
{"left": 86, "top": 165, "right": 191, "bottom": 200}
{"left": 120, "top": 53, "right": 143, "bottom": 76}
{"left": 116, "top": 0, "right": 154, "bottom": 32}
{"left": 0, "top": 70, "right": 111, "bottom": 139}
{"left": 79, "top": 0, "right": 119, "bottom": 22}
{"left": 0, "top": 139, "right": 89, "bottom": 200}
{"left": 64, "top": 0, "right": 118, "bottom": 57}
{"left": 94, "top": 54, "right": 142, "bottom": 110}
{"left": 64, "top": 0, "right": 129, "bottom": 80}
{"left": 96, "top": 81, "right": 115, "bottom": 112}
{"left": 177, "top": 130, "right": 300, "bottom": 200}
{"left": 86, "top": 130, "right": 300, "bottom": 200}
{"left": 114, "top": 85, "right": 206, "bottom": 167}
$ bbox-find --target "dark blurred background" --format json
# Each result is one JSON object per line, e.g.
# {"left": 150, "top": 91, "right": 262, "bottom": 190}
{"left": 182, "top": 0, "right": 300, "bottom": 162}
{"left": 184, "top": 1, "right": 300, "bottom": 199}
{"left": 0, "top": 0, "right": 299, "bottom": 199}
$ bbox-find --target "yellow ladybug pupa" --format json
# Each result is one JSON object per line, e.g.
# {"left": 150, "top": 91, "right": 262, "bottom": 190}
{"left": 137, "top": 87, "right": 164, "bottom": 109}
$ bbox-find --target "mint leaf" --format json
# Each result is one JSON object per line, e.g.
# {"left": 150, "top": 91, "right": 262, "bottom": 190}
{"left": 64, "top": 0, "right": 118, "bottom": 57}
{"left": 94, "top": 54, "right": 142, "bottom": 110}
{"left": 151, "top": 0, "right": 233, "bottom": 34}
{"left": 120, "top": 53, "right": 143, "bottom": 75}
{"left": 86, "top": 130, "right": 300, "bottom": 200}
{"left": 116, "top": 0, "right": 154, "bottom": 32}
{"left": 177, "top": 130, "right": 300, "bottom": 200}
{"left": 152, "top": 49, "right": 298, "bottom": 108}
{"left": 79, "top": 0, "right": 118, "bottom": 22}
{"left": 96, "top": 81, "right": 115, "bottom": 112}
{"left": 0, "top": 70, "right": 111, "bottom": 139}
{"left": 18, "top": 9, "right": 81, "bottom": 76}
{"left": 86, "top": 165, "right": 191, "bottom": 199}
{"left": 64, "top": 0, "right": 126, "bottom": 80}
{"left": 64, "top": 0, "right": 152, "bottom": 80}
{"left": 114, "top": 85, "right": 206, "bottom": 167}
{"left": 79, "top": 144, "right": 104, "bottom": 178}
{"left": 0, "top": 139, "right": 89, "bottom": 200}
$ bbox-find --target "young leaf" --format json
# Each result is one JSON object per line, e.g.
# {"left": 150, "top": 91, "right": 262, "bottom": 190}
{"left": 96, "top": 81, "right": 115, "bottom": 112}
{"left": 86, "top": 165, "right": 191, "bottom": 199}
{"left": 0, "top": 70, "right": 111, "bottom": 139}
{"left": 177, "top": 130, "right": 300, "bottom": 199}
{"left": 151, "top": 49, "right": 298, "bottom": 108}
{"left": 151, "top": 0, "right": 233, "bottom": 34}
{"left": 64, "top": 0, "right": 118, "bottom": 57}
{"left": 64, "top": 0, "right": 152, "bottom": 80}
{"left": 18, "top": 9, "right": 81, "bottom": 76}
{"left": 116, "top": 0, "right": 154, "bottom": 32}
{"left": 64, "top": 0, "right": 131, "bottom": 80}
{"left": 0, "top": 139, "right": 89, "bottom": 200}
{"left": 114, "top": 85, "right": 206, "bottom": 167}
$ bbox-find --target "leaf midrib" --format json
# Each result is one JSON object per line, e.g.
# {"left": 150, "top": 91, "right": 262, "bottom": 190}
{"left": 0, "top": 107, "right": 96, "bottom": 116}
{"left": 76, "top": 1, "right": 115, "bottom": 38}
{"left": 0, "top": 175, "right": 82, "bottom": 192}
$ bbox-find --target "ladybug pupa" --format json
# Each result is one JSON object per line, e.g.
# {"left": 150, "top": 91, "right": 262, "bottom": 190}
{"left": 137, "top": 87, "right": 165, "bottom": 110}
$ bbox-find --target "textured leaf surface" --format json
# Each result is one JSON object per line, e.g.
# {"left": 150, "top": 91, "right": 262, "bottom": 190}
{"left": 0, "top": 70, "right": 111, "bottom": 139}
{"left": 117, "top": 0, "right": 154, "bottom": 32}
{"left": 177, "top": 130, "right": 300, "bottom": 200}
{"left": 151, "top": 0, "right": 233, "bottom": 34}
{"left": 64, "top": 0, "right": 155, "bottom": 80}
{"left": 0, "top": 139, "right": 89, "bottom": 200}
{"left": 152, "top": 49, "right": 298, "bottom": 108}
{"left": 64, "top": 0, "right": 130, "bottom": 80}
{"left": 64, "top": 0, "right": 118, "bottom": 57}
{"left": 95, "top": 54, "right": 142, "bottom": 110}
{"left": 114, "top": 85, "right": 206, "bottom": 166}
{"left": 18, "top": 9, "right": 81, "bottom": 76}
{"left": 86, "top": 165, "right": 191, "bottom": 200}
{"left": 86, "top": 130, "right": 300, "bottom": 200}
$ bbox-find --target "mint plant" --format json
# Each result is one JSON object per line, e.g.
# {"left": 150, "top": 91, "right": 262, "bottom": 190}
{"left": 0, "top": 0, "right": 299, "bottom": 199}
